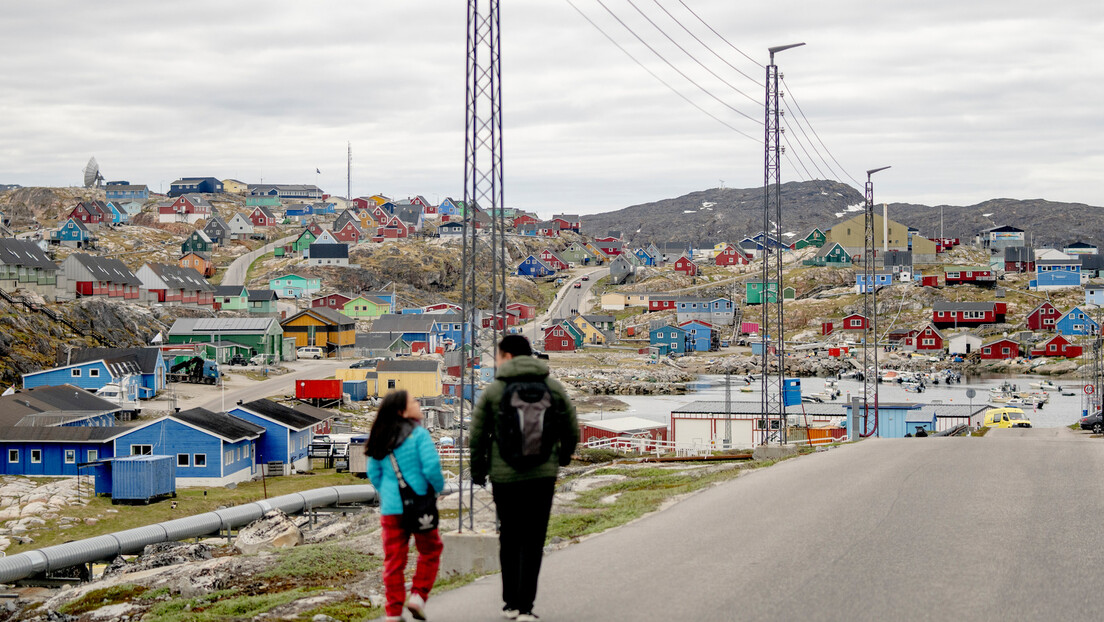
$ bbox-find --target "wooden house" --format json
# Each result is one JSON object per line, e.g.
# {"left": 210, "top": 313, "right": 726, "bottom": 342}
{"left": 1030, "top": 334, "right": 1083, "bottom": 358}
{"left": 932, "top": 302, "right": 1006, "bottom": 329}
{"left": 1027, "top": 302, "right": 1060, "bottom": 331}
{"left": 281, "top": 307, "right": 356, "bottom": 355}
{"left": 714, "top": 244, "right": 750, "bottom": 266}
{"left": 980, "top": 338, "right": 1020, "bottom": 360}
{"left": 179, "top": 251, "right": 215, "bottom": 278}
{"left": 674, "top": 256, "right": 699, "bottom": 276}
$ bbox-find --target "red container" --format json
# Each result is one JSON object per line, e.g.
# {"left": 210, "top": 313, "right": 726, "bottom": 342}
{"left": 829, "top": 347, "right": 841, "bottom": 357}
{"left": 296, "top": 379, "right": 342, "bottom": 400}
{"left": 626, "top": 326, "right": 636, "bottom": 337}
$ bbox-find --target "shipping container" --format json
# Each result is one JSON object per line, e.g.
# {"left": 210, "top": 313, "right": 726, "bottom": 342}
{"left": 296, "top": 379, "right": 343, "bottom": 400}
{"left": 110, "top": 455, "right": 176, "bottom": 504}
{"left": 741, "top": 321, "right": 760, "bottom": 335}
{"left": 348, "top": 435, "right": 368, "bottom": 476}
{"left": 342, "top": 380, "right": 368, "bottom": 402}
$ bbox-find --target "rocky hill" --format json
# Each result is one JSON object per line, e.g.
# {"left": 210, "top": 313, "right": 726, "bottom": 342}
{"left": 581, "top": 180, "right": 1104, "bottom": 248}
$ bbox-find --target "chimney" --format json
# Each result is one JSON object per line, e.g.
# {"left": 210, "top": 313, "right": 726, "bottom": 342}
{"left": 882, "top": 202, "right": 889, "bottom": 253}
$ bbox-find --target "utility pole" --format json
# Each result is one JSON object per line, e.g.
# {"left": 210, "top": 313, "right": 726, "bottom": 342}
{"left": 862, "top": 166, "right": 891, "bottom": 438}
{"left": 459, "top": 0, "right": 505, "bottom": 532}
{"left": 760, "top": 42, "right": 803, "bottom": 445}
{"left": 347, "top": 142, "right": 352, "bottom": 201}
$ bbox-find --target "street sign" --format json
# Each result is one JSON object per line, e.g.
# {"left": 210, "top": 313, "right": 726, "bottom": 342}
{"left": 965, "top": 388, "right": 976, "bottom": 399}
{"left": 1086, "top": 384, "right": 1095, "bottom": 395}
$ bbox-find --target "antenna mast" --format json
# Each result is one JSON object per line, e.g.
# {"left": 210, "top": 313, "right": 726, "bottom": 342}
{"left": 347, "top": 142, "right": 352, "bottom": 201}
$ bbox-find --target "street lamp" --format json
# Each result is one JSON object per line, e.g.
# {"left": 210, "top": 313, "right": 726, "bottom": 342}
{"left": 861, "top": 165, "right": 890, "bottom": 439}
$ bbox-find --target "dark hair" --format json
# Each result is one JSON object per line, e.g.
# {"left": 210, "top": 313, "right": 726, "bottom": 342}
{"left": 366, "top": 390, "right": 410, "bottom": 459}
{"left": 498, "top": 334, "right": 533, "bottom": 358}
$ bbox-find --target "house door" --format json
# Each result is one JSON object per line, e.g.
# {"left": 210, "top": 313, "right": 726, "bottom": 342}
{"left": 965, "top": 344, "right": 972, "bottom": 354}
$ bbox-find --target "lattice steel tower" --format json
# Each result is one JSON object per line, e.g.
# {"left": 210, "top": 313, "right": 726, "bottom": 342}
{"left": 861, "top": 166, "right": 890, "bottom": 438}
{"left": 759, "top": 43, "right": 803, "bottom": 445}
{"left": 458, "top": 0, "right": 507, "bottom": 530}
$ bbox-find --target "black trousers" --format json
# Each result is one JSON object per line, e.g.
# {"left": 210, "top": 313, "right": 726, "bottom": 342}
{"left": 492, "top": 477, "right": 557, "bottom": 614}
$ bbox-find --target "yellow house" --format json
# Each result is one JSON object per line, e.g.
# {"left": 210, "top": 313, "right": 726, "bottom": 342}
{"left": 709, "top": 242, "right": 729, "bottom": 259}
{"left": 623, "top": 292, "right": 651, "bottom": 307}
{"left": 354, "top": 209, "right": 377, "bottom": 231}
{"left": 826, "top": 213, "right": 939, "bottom": 264}
{"left": 375, "top": 359, "right": 442, "bottom": 398}
{"left": 570, "top": 316, "right": 608, "bottom": 345}
{"left": 280, "top": 307, "right": 356, "bottom": 354}
{"left": 369, "top": 194, "right": 391, "bottom": 206}
{"left": 583, "top": 242, "right": 607, "bottom": 265}
{"left": 601, "top": 292, "right": 628, "bottom": 311}
{"left": 222, "top": 179, "right": 249, "bottom": 195}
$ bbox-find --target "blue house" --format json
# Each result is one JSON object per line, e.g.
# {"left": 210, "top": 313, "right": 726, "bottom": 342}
{"left": 103, "top": 201, "right": 128, "bottom": 224}
{"left": 856, "top": 272, "right": 894, "bottom": 293}
{"left": 1056, "top": 307, "right": 1099, "bottom": 336}
{"left": 649, "top": 325, "right": 689, "bottom": 356}
{"left": 516, "top": 255, "right": 556, "bottom": 277}
{"left": 285, "top": 204, "right": 314, "bottom": 219}
{"left": 844, "top": 402, "right": 939, "bottom": 439}
{"left": 105, "top": 183, "right": 149, "bottom": 201}
{"left": 67, "top": 347, "right": 166, "bottom": 399}
{"left": 430, "top": 313, "right": 471, "bottom": 349}
{"left": 1031, "top": 259, "right": 1082, "bottom": 291}
{"left": 438, "top": 198, "right": 462, "bottom": 219}
{"left": 0, "top": 385, "right": 124, "bottom": 477}
{"left": 169, "top": 177, "right": 223, "bottom": 197}
{"left": 634, "top": 248, "right": 657, "bottom": 266}
{"left": 54, "top": 217, "right": 93, "bottom": 244}
{"left": 1087, "top": 286, "right": 1104, "bottom": 307}
{"left": 228, "top": 399, "right": 328, "bottom": 474}
{"left": 369, "top": 314, "right": 442, "bottom": 352}
{"left": 112, "top": 408, "right": 262, "bottom": 487}
{"left": 679, "top": 320, "right": 714, "bottom": 352}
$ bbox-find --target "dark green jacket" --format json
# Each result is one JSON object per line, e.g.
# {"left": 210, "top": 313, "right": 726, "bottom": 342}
{"left": 469, "top": 355, "right": 578, "bottom": 484}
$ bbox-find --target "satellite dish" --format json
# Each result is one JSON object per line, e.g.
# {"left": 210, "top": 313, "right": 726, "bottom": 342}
{"left": 82, "top": 157, "right": 105, "bottom": 188}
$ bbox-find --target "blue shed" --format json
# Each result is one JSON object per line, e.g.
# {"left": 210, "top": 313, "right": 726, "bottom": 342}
{"left": 105, "top": 455, "right": 176, "bottom": 504}
{"left": 845, "top": 402, "right": 937, "bottom": 439}
{"left": 227, "top": 399, "right": 328, "bottom": 474}
{"left": 783, "top": 378, "right": 801, "bottom": 407}
{"left": 649, "top": 325, "right": 688, "bottom": 356}
{"left": 342, "top": 380, "right": 368, "bottom": 401}
{"left": 1056, "top": 307, "right": 1099, "bottom": 336}
{"left": 516, "top": 255, "right": 556, "bottom": 277}
{"left": 679, "top": 320, "right": 714, "bottom": 352}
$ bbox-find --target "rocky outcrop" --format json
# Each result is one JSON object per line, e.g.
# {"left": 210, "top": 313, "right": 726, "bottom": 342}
{"left": 102, "top": 542, "right": 212, "bottom": 578}
{"left": 233, "top": 509, "right": 304, "bottom": 555}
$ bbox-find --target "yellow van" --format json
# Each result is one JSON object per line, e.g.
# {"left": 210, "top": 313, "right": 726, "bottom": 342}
{"left": 983, "top": 407, "right": 1032, "bottom": 428}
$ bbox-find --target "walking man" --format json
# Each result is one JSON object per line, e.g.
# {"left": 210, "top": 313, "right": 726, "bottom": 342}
{"left": 470, "top": 335, "right": 578, "bottom": 621}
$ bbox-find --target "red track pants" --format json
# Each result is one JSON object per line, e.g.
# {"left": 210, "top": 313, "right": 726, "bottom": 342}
{"left": 381, "top": 514, "right": 443, "bottom": 617}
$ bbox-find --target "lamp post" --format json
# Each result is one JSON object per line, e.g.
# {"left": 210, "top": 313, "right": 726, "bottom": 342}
{"left": 862, "top": 166, "right": 891, "bottom": 438}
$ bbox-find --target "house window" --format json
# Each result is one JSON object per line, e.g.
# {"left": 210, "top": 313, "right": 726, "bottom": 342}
{"left": 194, "top": 454, "right": 207, "bottom": 467}
{"left": 87, "top": 450, "right": 98, "bottom": 462}
{"left": 89, "top": 368, "right": 99, "bottom": 377}
{"left": 388, "top": 380, "right": 397, "bottom": 389}
{"left": 1002, "top": 347, "right": 1011, "bottom": 354}
{"left": 31, "top": 450, "right": 41, "bottom": 464}
{"left": 65, "top": 450, "right": 76, "bottom": 464}
{"left": 178, "top": 454, "right": 190, "bottom": 467}
{"left": 922, "top": 338, "right": 935, "bottom": 346}
{"left": 983, "top": 348, "right": 991, "bottom": 355}
{"left": 72, "top": 369, "right": 81, "bottom": 377}
{"left": 8, "top": 449, "right": 18, "bottom": 463}
{"left": 1049, "top": 344, "right": 1057, "bottom": 352}
{"left": 131, "top": 444, "right": 152, "bottom": 456}
{"left": 225, "top": 450, "right": 233, "bottom": 464}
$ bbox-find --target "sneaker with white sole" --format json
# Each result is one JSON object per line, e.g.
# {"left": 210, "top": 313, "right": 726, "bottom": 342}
{"left": 406, "top": 593, "right": 427, "bottom": 620}
{"left": 517, "top": 613, "right": 540, "bottom": 621}
{"left": 502, "top": 607, "right": 520, "bottom": 619}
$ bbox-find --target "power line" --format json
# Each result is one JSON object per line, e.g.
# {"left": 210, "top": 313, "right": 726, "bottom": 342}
{"left": 622, "top": 0, "right": 760, "bottom": 106}
{"left": 565, "top": 0, "right": 760, "bottom": 142}
{"left": 782, "top": 130, "right": 828, "bottom": 179}
{"left": 675, "top": 0, "right": 762, "bottom": 68}
{"left": 782, "top": 134, "right": 815, "bottom": 180}
{"left": 781, "top": 76, "right": 862, "bottom": 186}
{"left": 781, "top": 95, "right": 848, "bottom": 184}
{"left": 784, "top": 151, "right": 809, "bottom": 182}
{"left": 590, "top": 0, "right": 763, "bottom": 126}
{"left": 650, "top": 0, "right": 763, "bottom": 87}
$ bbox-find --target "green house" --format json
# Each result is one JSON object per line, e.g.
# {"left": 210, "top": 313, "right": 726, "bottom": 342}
{"left": 181, "top": 229, "right": 214, "bottom": 254}
{"left": 246, "top": 196, "right": 281, "bottom": 207}
{"left": 561, "top": 321, "right": 585, "bottom": 347}
{"left": 794, "top": 228, "right": 827, "bottom": 250}
{"left": 343, "top": 295, "right": 391, "bottom": 319}
{"left": 803, "top": 242, "right": 852, "bottom": 267}
{"left": 291, "top": 229, "right": 316, "bottom": 253}
{"left": 269, "top": 274, "right": 320, "bottom": 298}
{"left": 213, "top": 285, "right": 249, "bottom": 311}
{"left": 560, "top": 242, "right": 596, "bottom": 266}
{"left": 746, "top": 281, "right": 780, "bottom": 305}
{"left": 167, "top": 317, "right": 285, "bottom": 359}
{"left": 248, "top": 289, "right": 279, "bottom": 314}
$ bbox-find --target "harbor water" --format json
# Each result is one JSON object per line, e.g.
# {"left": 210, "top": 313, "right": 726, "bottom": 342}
{"left": 584, "top": 375, "right": 1091, "bottom": 429}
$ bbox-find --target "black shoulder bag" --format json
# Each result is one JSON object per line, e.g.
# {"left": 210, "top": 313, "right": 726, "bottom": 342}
{"left": 389, "top": 453, "right": 439, "bottom": 533}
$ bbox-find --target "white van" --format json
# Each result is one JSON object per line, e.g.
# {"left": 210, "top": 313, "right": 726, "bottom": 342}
{"left": 297, "top": 346, "right": 324, "bottom": 360}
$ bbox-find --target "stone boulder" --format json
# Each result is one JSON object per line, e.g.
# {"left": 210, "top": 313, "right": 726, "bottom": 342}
{"left": 234, "top": 509, "right": 303, "bottom": 555}
{"left": 102, "top": 541, "right": 212, "bottom": 578}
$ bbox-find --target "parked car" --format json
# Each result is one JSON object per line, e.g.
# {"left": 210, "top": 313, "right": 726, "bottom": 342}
{"left": 1080, "top": 411, "right": 1103, "bottom": 434}
{"left": 228, "top": 353, "right": 249, "bottom": 366}
{"left": 582, "top": 275, "right": 590, "bottom": 281}
{"left": 250, "top": 353, "right": 276, "bottom": 366}
{"left": 573, "top": 282, "right": 582, "bottom": 288}
{"left": 349, "top": 358, "right": 379, "bottom": 369}
{"left": 297, "top": 346, "right": 324, "bottom": 360}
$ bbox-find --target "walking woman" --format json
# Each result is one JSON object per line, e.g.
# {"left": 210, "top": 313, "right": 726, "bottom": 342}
{"left": 367, "top": 390, "right": 446, "bottom": 621}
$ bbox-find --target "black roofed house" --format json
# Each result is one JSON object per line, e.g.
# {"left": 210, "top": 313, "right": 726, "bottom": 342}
{"left": 0, "top": 238, "right": 59, "bottom": 297}
{"left": 181, "top": 229, "right": 215, "bottom": 254}
{"left": 58, "top": 253, "right": 142, "bottom": 300}
{"left": 307, "top": 242, "right": 349, "bottom": 267}
{"left": 247, "top": 289, "right": 279, "bottom": 315}
{"left": 65, "top": 347, "right": 167, "bottom": 399}
{"left": 135, "top": 262, "right": 216, "bottom": 307}
{"left": 393, "top": 204, "right": 425, "bottom": 232}
{"left": 227, "top": 213, "right": 255, "bottom": 240}
{"left": 203, "top": 216, "right": 230, "bottom": 246}
{"left": 355, "top": 333, "right": 409, "bottom": 358}
{"left": 168, "top": 177, "right": 223, "bottom": 197}
{"left": 228, "top": 399, "right": 329, "bottom": 473}
{"left": 1004, "top": 246, "right": 1035, "bottom": 273}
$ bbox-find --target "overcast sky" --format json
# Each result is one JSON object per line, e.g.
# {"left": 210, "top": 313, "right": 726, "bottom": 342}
{"left": 1, "top": 1, "right": 1101, "bottom": 218}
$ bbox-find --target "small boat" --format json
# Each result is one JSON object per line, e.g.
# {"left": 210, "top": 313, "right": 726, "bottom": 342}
{"left": 1030, "top": 380, "right": 1060, "bottom": 392}
{"left": 1006, "top": 397, "right": 1026, "bottom": 407}
{"left": 1061, "top": 388, "right": 1078, "bottom": 396}
{"left": 990, "top": 393, "right": 1013, "bottom": 404}
{"left": 902, "top": 381, "right": 925, "bottom": 393}
{"left": 94, "top": 382, "right": 140, "bottom": 412}
{"left": 739, "top": 386, "right": 753, "bottom": 393}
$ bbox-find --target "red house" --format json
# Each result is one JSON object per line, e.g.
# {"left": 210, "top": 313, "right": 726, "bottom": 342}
{"left": 306, "top": 221, "right": 324, "bottom": 237}
{"left": 513, "top": 214, "right": 539, "bottom": 229}
{"left": 649, "top": 295, "right": 677, "bottom": 312}
{"left": 68, "top": 201, "right": 106, "bottom": 226}
{"left": 981, "top": 338, "right": 1020, "bottom": 360}
{"left": 539, "top": 249, "right": 569, "bottom": 271}
{"left": 542, "top": 324, "right": 576, "bottom": 351}
{"left": 249, "top": 206, "right": 277, "bottom": 227}
{"left": 375, "top": 215, "right": 409, "bottom": 240}
{"left": 507, "top": 302, "right": 536, "bottom": 320}
{"left": 352, "top": 197, "right": 378, "bottom": 210}
{"left": 312, "top": 293, "right": 353, "bottom": 310}
{"left": 674, "top": 256, "right": 699, "bottom": 277}
{"left": 912, "top": 324, "right": 944, "bottom": 351}
{"left": 595, "top": 238, "right": 623, "bottom": 256}
{"left": 840, "top": 314, "right": 868, "bottom": 331}
{"left": 932, "top": 302, "right": 1006, "bottom": 328}
{"left": 944, "top": 266, "right": 996, "bottom": 287}
{"left": 920, "top": 275, "right": 940, "bottom": 287}
{"left": 1031, "top": 334, "right": 1082, "bottom": 358}
{"left": 1027, "top": 302, "right": 1060, "bottom": 331}
{"left": 551, "top": 214, "right": 581, "bottom": 233}
{"left": 159, "top": 195, "right": 212, "bottom": 223}
{"left": 332, "top": 221, "right": 365, "bottom": 243}
{"left": 425, "top": 302, "right": 462, "bottom": 314}
{"left": 579, "top": 417, "right": 668, "bottom": 449}
{"left": 714, "top": 244, "right": 750, "bottom": 266}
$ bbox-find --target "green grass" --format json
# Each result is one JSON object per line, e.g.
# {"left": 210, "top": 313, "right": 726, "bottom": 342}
{"left": 58, "top": 584, "right": 148, "bottom": 615}
{"left": 145, "top": 588, "right": 312, "bottom": 622}
{"left": 299, "top": 597, "right": 381, "bottom": 622}
{"left": 261, "top": 543, "right": 380, "bottom": 583}
{"left": 971, "top": 426, "right": 991, "bottom": 437}
{"left": 5, "top": 469, "right": 364, "bottom": 555}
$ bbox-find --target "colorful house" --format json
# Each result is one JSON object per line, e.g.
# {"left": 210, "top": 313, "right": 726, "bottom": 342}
{"left": 980, "top": 338, "right": 1020, "bottom": 360}
{"left": 551, "top": 214, "right": 581, "bottom": 233}
{"left": 249, "top": 205, "right": 277, "bottom": 227}
{"left": 1027, "top": 302, "right": 1061, "bottom": 331}
{"left": 67, "top": 201, "right": 107, "bottom": 226}
{"left": 179, "top": 251, "right": 215, "bottom": 278}
{"left": 856, "top": 271, "right": 894, "bottom": 293}
{"left": 53, "top": 217, "right": 94, "bottom": 246}
{"left": 649, "top": 325, "right": 689, "bottom": 356}
{"left": 136, "top": 263, "right": 215, "bottom": 307}
{"left": 343, "top": 295, "right": 391, "bottom": 319}
{"left": 333, "top": 220, "right": 365, "bottom": 244}
{"left": 840, "top": 314, "right": 868, "bottom": 332}
{"left": 634, "top": 248, "right": 657, "bottom": 266}
{"left": 674, "top": 256, "right": 699, "bottom": 276}
{"left": 291, "top": 228, "right": 317, "bottom": 254}
{"left": 793, "top": 228, "right": 827, "bottom": 250}
{"left": 308, "top": 243, "right": 349, "bottom": 267}
{"left": 561, "top": 242, "right": 598, "bottom": 265}
{"left": 374, "top": 360, "right": 442, "bottom": 398}
{"left": 570, "top": 315, "right": 610, "bottom": 345}
{"left": 1086, "top": 286, "right": 1104, "bottom": 307}
{"left": 932, "top": 302, "right": 1006, "bottom": 329}
{"left": 538, "top": 249, "right": 569, "bottom": 271}
{"left": 913, "top": 324, "right": 946, "bottom": 351}
{"left": 676, "top": 297, "right": 735, "bottom": 326}
{"left": 679, "top": 320, "right": 715, "bottom": 352}
{"left": 944, "top": 266, "right": 995, "bottom": 287}
{"left": 169, "top": 178, "right": 223, "bottom": 196}
{"left": 1004, "top": 246, "right": 1035, "bottom": 273}
{"left": 227, "top": 214, "right": 255, "bottom": 240}
{"left": 247, "top": 289, "right": 279, "bottom": 315}
{"left": 1031, "top": 259, "right": 1082, "bottom": 291}
{"left": 281, "top": 307, "right": 356, "bottom": 354}
{"left": 516, "top": 255, "right": 556, "bottom": 277}
{"left": 159, "top": 195, "right": 213, "bottom": 224}
{"left": 1055, "top": 307, "right": 1099, "bottom": 336}
{"left": 213, "top": 285, "right": 249, "bottom": 311}
{"left": 105, "top": 184, "right": 149, "bottom": 201}
{"left": 1030, "top": 334, "right": 1083, "bottom": 358}
{"left": 805, "top": 242, "right": 851, "bottom": 266}
{"left": 227, "top": 400, "right": 327, "bottom": 474}
{"left": 203, "top": 216, "right": 230, "bottom": 246}
{"left": 269, "top": 274, "right": 322, "bottom": 298}
{"left": 0, "top": 239, "right": 59, "bottom": 295}
{"left": 23, "top": 348, "right": 165, "bottom": 400}
{"left": 713, "top": 244, "right": 750, "bottom": 267}
{"left": 542, "top": 324, "right": 576, "bottom": 352}
{"left": 746, "top": 281, "right": 780, "bottom": 305}
{"left": 168, "top": 317, "right": 286, "bottom": 361}
{"left": 58, "top": 254, "right": 141, "bottom": 300}
{"left": 181, "top": 229, "right": 214, "bottom": 254}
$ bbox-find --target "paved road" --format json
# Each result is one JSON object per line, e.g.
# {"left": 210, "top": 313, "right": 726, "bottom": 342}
{"left": 158, "top": 359, "right": 351, "bottom": 412}
{"left": 221, "top": 234, "right": 295, "bottom": 286}
{"left": 429, "top": 427, "right": 1104, "bottom": 621}
{"left": 523, "top": 267, "right": 608, "bottom": 343}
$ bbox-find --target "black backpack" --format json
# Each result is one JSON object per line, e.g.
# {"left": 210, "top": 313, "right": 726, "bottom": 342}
{"left": 495, "top": 377, "right": 568, "bottom": 469}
